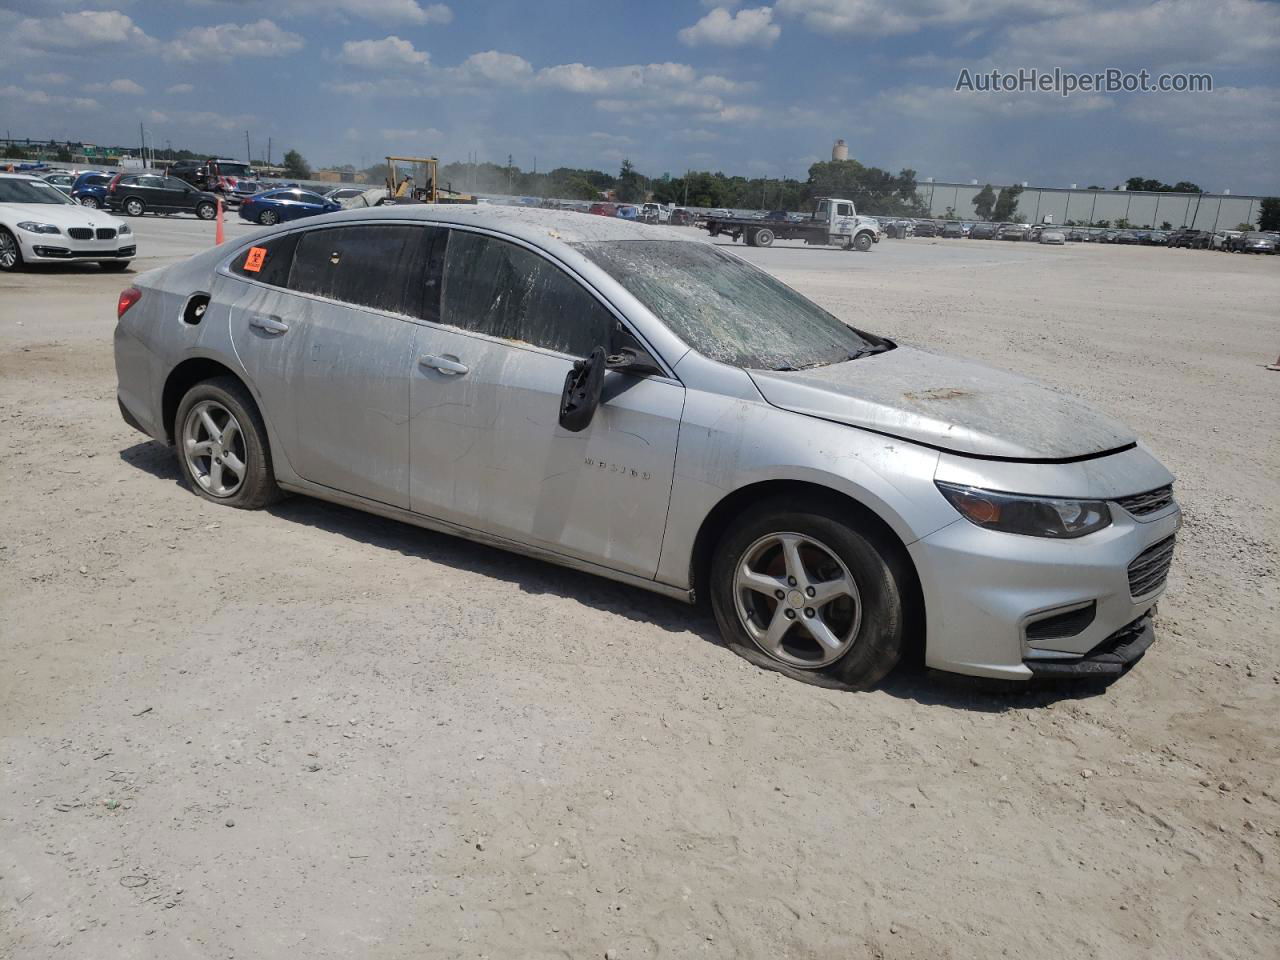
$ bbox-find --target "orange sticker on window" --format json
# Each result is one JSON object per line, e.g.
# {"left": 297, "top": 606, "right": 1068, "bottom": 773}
{"left": 243, "top": 246, "right": 267, "bottom": 273}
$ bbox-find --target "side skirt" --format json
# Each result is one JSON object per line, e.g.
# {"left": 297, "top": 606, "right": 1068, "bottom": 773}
{"left": 276, "top": 478, "right": 697, "bottom": 605}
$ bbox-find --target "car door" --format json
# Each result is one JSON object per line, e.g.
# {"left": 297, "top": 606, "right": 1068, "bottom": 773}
{"left": 293, "top": 192, "right": 329, "bottom": 220}
{"left": 408, "top": 228, "right": 685, "bottom": 579}
{"left": 225, "top": 222, "right": 433, "bottom": 508}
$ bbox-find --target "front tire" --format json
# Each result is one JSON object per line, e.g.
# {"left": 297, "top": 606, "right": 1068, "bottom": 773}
{"left": 174, "top": 377, "right": 281, "bottom": 510}
{"left": 0, "top": 227, "right": 24, "bottom": 271}
{"left": 854, "top": 232, "right": 874, "bottom": 252}
{"left": 710, "top": 499, "right": 908, "bottom": 690}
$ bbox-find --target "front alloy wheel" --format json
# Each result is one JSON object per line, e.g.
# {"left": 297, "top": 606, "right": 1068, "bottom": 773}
{"left": 733, "top": 532, "right": 861, "bottom": 668}
{"left": 0, "top": 228, "right": 22, "bottom": 270}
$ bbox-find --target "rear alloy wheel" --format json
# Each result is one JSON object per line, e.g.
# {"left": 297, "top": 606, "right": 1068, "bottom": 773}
{"left": 124, "top": 198, "right": 145, "bottom": 217}
{"left": 196, "top": 202, "right": 217, "bottom": 221}
{"left": 710, "top": 500, "right": 908, "bottom": 690}
{"left": 175, "top": 377, "right": 280, "bottom": 510}
{"left": 0, "top": 228, "right": 23, "bottom": 271}
{"left": 79, "top": 196, "right": 100, "bottom": 209}
{"left": 258, "top": 209, "right": 279, "bottom": 226}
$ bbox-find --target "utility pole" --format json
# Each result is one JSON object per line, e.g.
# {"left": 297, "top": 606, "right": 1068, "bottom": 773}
{"left": 506, "top": 153, "right": 513, "bottom": 196}
{"left": 139, "top": 122, "right": 144, "bottom": 167}
{"left": 245, "top": 130, "right": 251, "bottom": 166}
{"left": 267, "top": 137, "right": 272, "bottom": 168}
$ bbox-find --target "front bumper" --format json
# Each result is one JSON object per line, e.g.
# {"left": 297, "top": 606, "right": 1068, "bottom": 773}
{"left": 909, "top": 500, "right": 1180, "bottom": 681}
{"left": 27, "top": 243, "right": 135, "bottom": 262}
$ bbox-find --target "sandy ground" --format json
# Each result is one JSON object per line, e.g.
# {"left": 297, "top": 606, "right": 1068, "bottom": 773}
{"left": 1, "top": 219, "right": 1278, "bottom": 960}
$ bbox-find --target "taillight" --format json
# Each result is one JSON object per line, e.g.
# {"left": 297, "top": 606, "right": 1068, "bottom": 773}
{"left": 117, "top": 287, "right": 142, "bottom": 319}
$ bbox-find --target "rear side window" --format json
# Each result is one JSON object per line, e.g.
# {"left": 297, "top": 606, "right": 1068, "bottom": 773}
{"left": 289, "top": 224, "right": 440, "bottom": 318}
{"left": 231, "top": 231, "right": 299, "bottom": 287}
{"left": 441, "top": 231, "right": 614, "bottom": 357}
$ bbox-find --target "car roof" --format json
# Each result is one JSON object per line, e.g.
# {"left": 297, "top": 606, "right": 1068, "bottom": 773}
{"left": 0, "top": 173, "right": 43, "bottom": 181}
{"left": 303, "top": 204, "right": 704, "bottom": 247}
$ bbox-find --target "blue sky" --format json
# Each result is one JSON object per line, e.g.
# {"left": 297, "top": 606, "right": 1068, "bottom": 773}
{"left": 1, "top": 0, "right": 1277, "bottom": 193}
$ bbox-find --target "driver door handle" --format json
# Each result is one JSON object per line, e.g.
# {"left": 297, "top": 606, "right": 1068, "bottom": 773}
{"left": 419, "top": 354, "right": 468, "bottom": 375}
{"left": 249, "top": 314, "right": 289, "bottom": 335}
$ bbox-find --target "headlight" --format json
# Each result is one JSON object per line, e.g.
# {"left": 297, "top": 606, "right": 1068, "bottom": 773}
{"left": 17, "top": 221, "right": 61, "bottom": 235}
{"left": 935, "top": 481, "right": 1111, "bottom": 539}
{"left": 117, "top": 223, "right": 131, "bottom": 235}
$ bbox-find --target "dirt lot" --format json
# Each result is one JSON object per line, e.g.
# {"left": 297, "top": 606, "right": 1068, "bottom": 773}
{"left": 2, "top": 222, "right": 1278, "bottom": 960}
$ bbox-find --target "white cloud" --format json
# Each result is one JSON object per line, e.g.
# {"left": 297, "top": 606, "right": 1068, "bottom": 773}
{"left": 1001, "top": 0, "right": 1280, "bottom": 66}
{"left": 679, "top": 6, "right": 781, "bottom": 48}
{"left": 537, "top": 61, "right": 700, "bottom": 94}
{"left": 167, "top": 19, "right": 303, "bottom": 62}
{"left": 29, "top": 72, "right": 71, "bottom": 86}
{"left": 306, "top": 0, "right": 452, "bottom": 23}
{"left": 701, "top": 103, "right": 764, "bottom": 123}
{"left": 87, "top": 78, "right": 145, "bottom": 95}
{"left": 880, "top": 82, "right": 1113, "bottom": 119}
{"left": 338, "top": 35, "right": 429, "bottom": 69}
{"left": 775, "top": 0, "right": 1091, "bottom": 37}
{"left": 0, "top": 85, "right": 99, "bottom": 110}
{"left": 166, "top": 82, "right": 195, "bottom": 94}
{"left": 1126, "top": 85, "right": 1280, "bottom": 145}
{"left": 12, "top": 10, "right": 153, "bottom": 50}
{"left": 451, "top": 50, "right": 535, "bottom": 85}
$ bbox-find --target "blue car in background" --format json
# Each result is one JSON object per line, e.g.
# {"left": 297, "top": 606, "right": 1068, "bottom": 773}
{"left": 69, "top": 172, "right": 113, "bottom": 209}
{"left": 615, "top": 204, "right": 640, "bottom": 220}
{"left": 238, "top": 188, "right": 340, "bottom": 226}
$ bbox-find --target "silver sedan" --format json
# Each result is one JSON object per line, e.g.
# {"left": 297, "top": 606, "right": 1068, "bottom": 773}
{"left": 113, "top": 207, "right": 1179, "bottom": 689}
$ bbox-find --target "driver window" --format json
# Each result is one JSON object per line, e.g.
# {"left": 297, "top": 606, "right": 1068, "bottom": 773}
{"left": 441, "top": 231, "right": 614, "bottom": 357}
{"left": 836, "top": 202, "right": 853, "bottom": 217}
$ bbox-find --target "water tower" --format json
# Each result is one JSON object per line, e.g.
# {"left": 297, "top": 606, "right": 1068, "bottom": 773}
{"left": 832, "top": 139, "right": 849, "bottom": 161}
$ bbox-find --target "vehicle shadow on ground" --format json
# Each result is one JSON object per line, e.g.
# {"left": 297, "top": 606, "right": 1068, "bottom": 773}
{"left": 119, "top": 439, "right": 1121, "bottom": 711}
{"left": 18, "top": 263, "right": 135, "bottom": 275}
{"left": 118, "top": 440, "right": 721, "bottom": 644}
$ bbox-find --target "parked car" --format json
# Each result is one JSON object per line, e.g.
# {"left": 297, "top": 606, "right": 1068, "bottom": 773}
{"left": 1114, "top": 231, "right": 1140, "bottom": 245}
{"left": 997, "top": 223, "right": 1029, "bottom": 241}
{"left": 323, "top": 187, "right": 367, "bottom": 202}
{"left": 940, "top": 222, "right": 963, "bottom": 238}
{"left": 0, "top": 172, "right": 135, "bottom": 272}
{"left": 113, "top": 207, "right": 1180, "bottom": 689}
{"left": 237, "top": 188, "right": 340, "bottom": 226}
{"left": 41, "top": 172, "right": 76, "bottom": 195}
{"left": 588, "top": 202, "right": 617, "bottom": 217}
{"left": 668, "top": 207, "right": 694, "bottom": 227}
{"left": 615, "top": 205, "right": 640, "bottom": 220}
{"left": 106, "top": 174, "right": 219, "bottom": 219}
{"left": 1039, "top": 228, "right": 1066, "bottom": 245}
{"left": 1210, "top": 230, "right": 1241, "bottom": 250}
{"left": 912, "top": 220, "right": 938, "bottom": 238}
{"left": 69, "top": 172, "right": 112, "bottom": 209}
{"left": 1228, "top": 231, "right": 1277, "bottom": 254}
{"left": 968, "top": 222, "right": 997, "bottom": 239}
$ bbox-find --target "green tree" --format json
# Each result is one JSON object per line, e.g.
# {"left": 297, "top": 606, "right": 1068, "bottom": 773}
{"left": 1257, "top": 197, "right": 1280, "bottom": 231}
{"left": 991, "top": 184, "right": 1023, "bottom": 221}
{"left": 615, "top": 158, "right": 644, "bottom": 203}
{"left": 971, "top": 183, "right": 996, "bottom": 220}
{"left": 803, "top": 159, "right": 924, "bottom": 216}
{"left": 3, "top": 144, "right": 27, "bottom": 160}
{"left": 282, "top": 149, "right": 311, "bottom": 179}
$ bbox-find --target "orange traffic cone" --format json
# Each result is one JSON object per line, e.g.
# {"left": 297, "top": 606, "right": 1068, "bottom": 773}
{"left": 215, "top": 197, "right": 225, "bottom": 246}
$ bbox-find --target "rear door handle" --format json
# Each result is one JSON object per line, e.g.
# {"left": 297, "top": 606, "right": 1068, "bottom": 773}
{"left": 419, "top": 354, "right": 468, "bottom": 375}
{"left": 249, "top": 315, "right": 289, "bottom": 335}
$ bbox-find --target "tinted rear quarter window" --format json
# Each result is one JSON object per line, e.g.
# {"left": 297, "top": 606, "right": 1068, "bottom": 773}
{"left": 289, "top": 224, "right": 438, "bottom": 318}
{"left": 441, "top": 231, "right": 614, "bottom": 357}
{"left": 230, "top": 231, "right": 300, "bottom": 287}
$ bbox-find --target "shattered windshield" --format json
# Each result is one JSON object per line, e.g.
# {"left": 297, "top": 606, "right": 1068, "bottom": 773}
{"left": 573, "top": 239, "right": 883, "bottom": 370}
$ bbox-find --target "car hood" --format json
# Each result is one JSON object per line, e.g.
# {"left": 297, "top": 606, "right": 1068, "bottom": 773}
{"left": 747, "top": 345, "right": 1137, "bottom": 461}
{"left": 0, "top": 201, "right": 124, "bottom": 230}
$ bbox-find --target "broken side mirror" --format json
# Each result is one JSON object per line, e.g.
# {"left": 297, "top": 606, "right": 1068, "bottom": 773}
{"left": 559, "top": 346, "right": 607, "bottom": 432}
{"left": 605, "top": 345, "right": 662, "bottom": 376}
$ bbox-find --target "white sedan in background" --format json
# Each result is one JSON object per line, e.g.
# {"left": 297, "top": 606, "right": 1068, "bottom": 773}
{"left": 0, "top": 173, "right": 135, "bottom": 272}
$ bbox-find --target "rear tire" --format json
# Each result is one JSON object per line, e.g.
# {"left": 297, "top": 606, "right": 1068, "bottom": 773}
{"left": 79, "top": 196, "right": 101, "bottom": 209}
{"left": 123, "top": 198, "right": 145, "bottom": 217}
{"left": 196, "top": 202, "right": 217, "bottom": 220}
{"left": 754, "top": 228, "right": 774, "bottom": 247}
{"left": 174, "top": 377, "right": 281, "bottom": 510}
{"left": 710, "top": 498, "right": 908, "bottom": 690}
{"left": 258, "top": 209, "right": 279, "bottom": 226}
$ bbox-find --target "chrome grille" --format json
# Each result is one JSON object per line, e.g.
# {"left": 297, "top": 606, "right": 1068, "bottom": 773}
{"left": 1116, "top": 485, "right": 1174, "bottom": 517}
{"left": 1128, "top": 536, "right": 1175, "bottom": 598}
{"left": 67, "top": 227, "right": 93, "bottom": 240}
{"left": 96, "top": 228, "right": 116, "bottom": 240}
